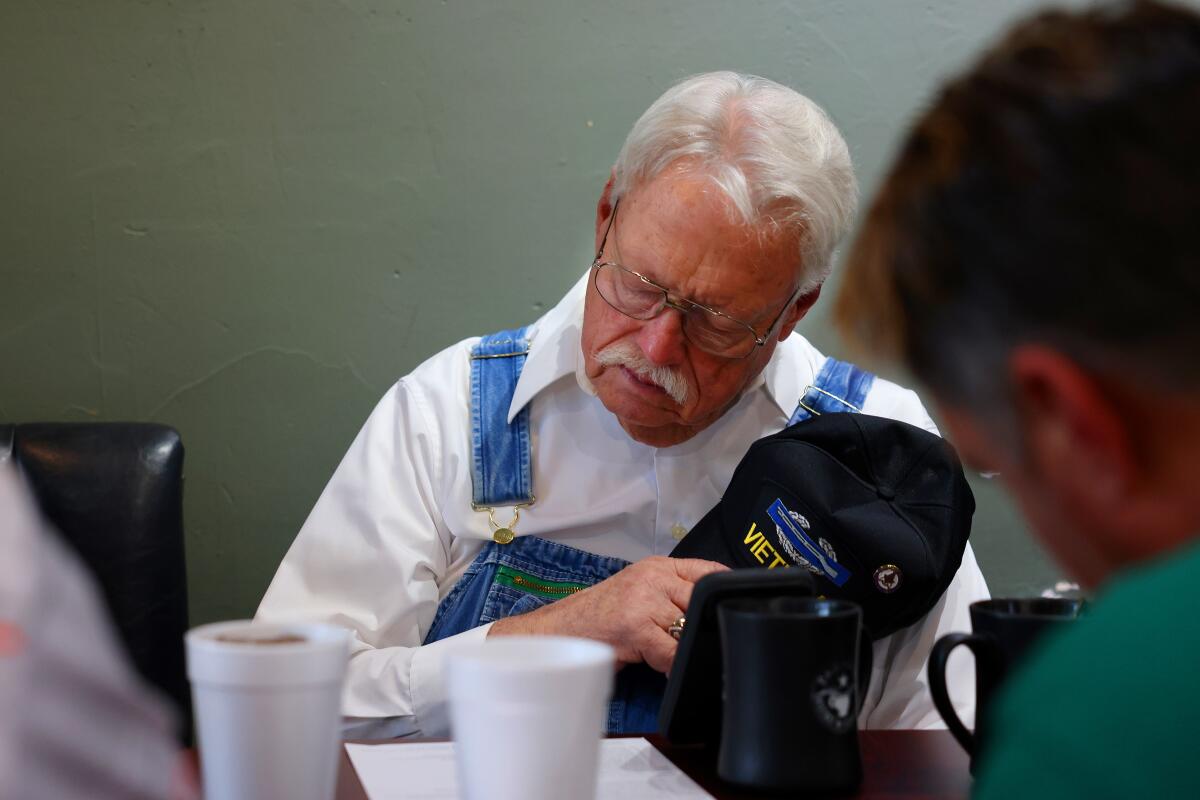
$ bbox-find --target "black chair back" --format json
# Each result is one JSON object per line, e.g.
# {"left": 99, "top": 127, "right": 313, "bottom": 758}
{"left": 0, "top": 422, "right": 191, "bottom": 740}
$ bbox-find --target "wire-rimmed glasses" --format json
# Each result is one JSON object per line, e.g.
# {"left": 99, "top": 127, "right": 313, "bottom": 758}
{"left": 590, "top": 201, "right": 798, "bottom": 359}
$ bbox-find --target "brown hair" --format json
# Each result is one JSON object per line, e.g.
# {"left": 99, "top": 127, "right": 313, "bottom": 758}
{"left": 835, "top": 1, "right": 1200, "bottom": 409}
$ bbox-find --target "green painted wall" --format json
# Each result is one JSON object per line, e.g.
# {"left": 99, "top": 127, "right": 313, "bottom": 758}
{"left": 3, "top": 0, "right": 1106, "bottom": 624}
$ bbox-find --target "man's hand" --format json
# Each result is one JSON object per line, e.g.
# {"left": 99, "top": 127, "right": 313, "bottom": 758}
{"left": 488, "top": 556, "right": 727, "bottom": 674}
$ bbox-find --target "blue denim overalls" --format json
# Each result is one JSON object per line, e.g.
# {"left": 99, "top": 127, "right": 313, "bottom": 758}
{"left": 423, "top": 326, "right": 875, "bottom": 733}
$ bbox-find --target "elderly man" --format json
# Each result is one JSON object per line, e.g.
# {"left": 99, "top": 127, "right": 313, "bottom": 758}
{"left": 258, "top": 71, "right": 988, "bottom": 738}
{"left": 835, "top": 2, "right": 1200, "bottom": 797}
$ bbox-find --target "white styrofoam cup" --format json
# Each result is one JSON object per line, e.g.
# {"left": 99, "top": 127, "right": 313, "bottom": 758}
{"left": 186, "top": 620, "right": 350, "bottom": 800}
{"left": 447, "top": 636, "right": 615, "bottom": 800}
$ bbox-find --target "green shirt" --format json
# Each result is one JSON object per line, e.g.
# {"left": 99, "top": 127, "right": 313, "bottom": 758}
{"left": 974, "top": 539, "right": 1200, "bottom": 799}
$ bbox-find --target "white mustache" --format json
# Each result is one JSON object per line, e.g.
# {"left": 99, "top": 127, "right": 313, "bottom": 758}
{"left": 595, "top": 342, "right": 692, "bottom": 405}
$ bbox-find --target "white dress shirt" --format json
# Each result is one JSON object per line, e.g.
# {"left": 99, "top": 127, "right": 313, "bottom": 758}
{"left": 257, "top": 273, "right": 989, "bottom": 738}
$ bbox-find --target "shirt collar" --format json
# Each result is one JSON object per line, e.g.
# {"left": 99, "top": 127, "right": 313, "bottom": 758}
{"left": 507, "top": 270, "right": 820, "bottom": 424}
{"left": 507, "top": 271, "right": 590, "bottom": 422}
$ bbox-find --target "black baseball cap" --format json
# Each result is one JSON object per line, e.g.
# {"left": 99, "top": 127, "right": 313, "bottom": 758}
{"left": 671, "top": 413, "right": 974, "bottom": 639}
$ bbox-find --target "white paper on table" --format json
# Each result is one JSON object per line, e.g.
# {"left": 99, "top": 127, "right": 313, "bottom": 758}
{"left": 345, "top": 737, "right": 714, "bottom": 800}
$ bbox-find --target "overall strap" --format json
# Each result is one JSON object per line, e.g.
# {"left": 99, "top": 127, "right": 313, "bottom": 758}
{"left": 788, "top": 357, "right": 877, "bottom": 426}
{"left": 470, "top": 326, "right": 535, "bottom": 512}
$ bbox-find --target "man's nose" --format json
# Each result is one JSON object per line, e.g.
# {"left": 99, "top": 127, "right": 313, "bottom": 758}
{"left": 636, "top": 307, "right": 688, "bottom": 366}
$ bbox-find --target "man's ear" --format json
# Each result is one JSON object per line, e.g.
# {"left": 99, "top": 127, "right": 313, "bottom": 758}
{"left": 776, "top": 286, "right": 821, "bottom": 341}
{"left": 1010, "top": 345, "right": 1136, "bottom": 520}
{"left": 595, "top": 171, "right": 617, "bottom": 252}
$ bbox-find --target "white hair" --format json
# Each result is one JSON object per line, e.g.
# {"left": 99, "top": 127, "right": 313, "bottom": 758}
{"left": 612, "top": 71, "right": 858, "bottom": 292}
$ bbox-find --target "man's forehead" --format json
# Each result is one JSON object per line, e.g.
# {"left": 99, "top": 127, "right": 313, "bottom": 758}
{"left": 621, "top": 171, "right": 759, "bottom": 233}
{"left": 614, "top": 177, "right": 802, "bottom": 307}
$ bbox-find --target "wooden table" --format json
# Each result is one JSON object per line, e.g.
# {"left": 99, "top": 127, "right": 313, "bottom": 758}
{"left": 336, "top": 730, "right": 971, "bottom": 799}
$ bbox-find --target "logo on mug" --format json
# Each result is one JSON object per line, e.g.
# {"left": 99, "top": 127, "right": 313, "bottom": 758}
{"left": 811, "top": 664, "right": 856, "bottom": 733}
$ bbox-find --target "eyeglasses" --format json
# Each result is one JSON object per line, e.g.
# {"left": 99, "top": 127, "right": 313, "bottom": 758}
{"left": 590, "top": 201, "right": 799, "bottom": 359}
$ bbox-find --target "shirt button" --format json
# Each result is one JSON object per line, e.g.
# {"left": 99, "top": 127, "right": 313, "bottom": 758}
{"left": 670, "top": 523, "right": 688, "bottom": 541}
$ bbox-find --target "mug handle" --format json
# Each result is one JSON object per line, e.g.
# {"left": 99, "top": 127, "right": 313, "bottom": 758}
{"left": 928, "top": 632, "right": 996, "bottom": 756}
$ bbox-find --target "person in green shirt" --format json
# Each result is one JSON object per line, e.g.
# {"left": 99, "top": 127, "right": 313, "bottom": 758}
{"left": 832, "top": 1, "right": 1200, "bottom": 797}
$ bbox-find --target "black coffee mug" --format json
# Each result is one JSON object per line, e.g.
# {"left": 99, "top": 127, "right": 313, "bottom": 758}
{"left": 716, "top": 596, "right": 868, "bottom": 795}
{"left": 929, "top": 598, "right": 1085, "bottom": 769}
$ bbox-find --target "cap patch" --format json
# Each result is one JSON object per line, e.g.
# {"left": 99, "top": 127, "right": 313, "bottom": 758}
{"left": 873, "top": 564, "right": 902, "bottom": 593}
{"left": 766, "top": 498, "right": 851, "bottom": 587}
{"left": 742, "top": 522, "right": 790, "bottom": 568}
